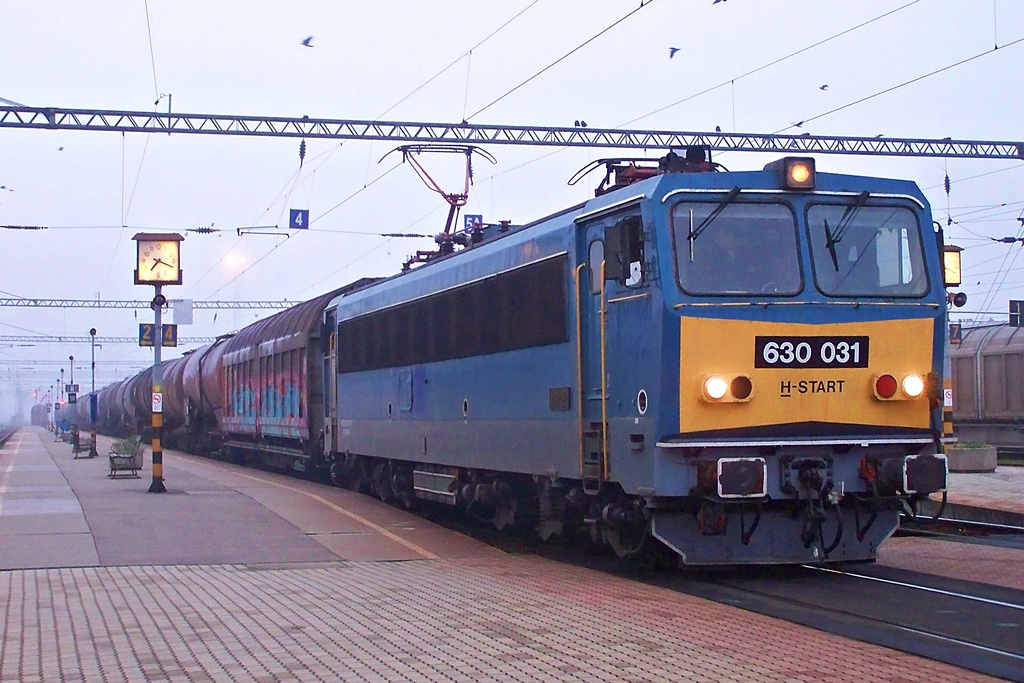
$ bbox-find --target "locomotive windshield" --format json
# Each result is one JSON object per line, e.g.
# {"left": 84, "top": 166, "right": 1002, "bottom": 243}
{"left": 672, "top": 201, "right": 802, "bottom": 295}
{"left": 807, "top": 203, "right": 928, "bottom": 297}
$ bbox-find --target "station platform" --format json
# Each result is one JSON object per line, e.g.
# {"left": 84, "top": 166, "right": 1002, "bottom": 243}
{"left": 922, "top": 467, "right": 1024, "bottom": 528}
{"left": 1, "top": 427, "right": 1018, "bottom": 682}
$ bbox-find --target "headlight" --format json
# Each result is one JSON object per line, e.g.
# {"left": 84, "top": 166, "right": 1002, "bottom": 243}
{"left": 704, "top": 376, "right": 728, "bottom": 400}
{"left": 701, "top": 374, "right": 754, "bottom": 403}
{"left": 902, "top": 374, "right": 925, "bottom": 398}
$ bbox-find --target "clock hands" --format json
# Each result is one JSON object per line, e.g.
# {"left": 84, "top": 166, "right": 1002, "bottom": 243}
{"left": 150, "top": 257, "right": 170, "bottom": 272}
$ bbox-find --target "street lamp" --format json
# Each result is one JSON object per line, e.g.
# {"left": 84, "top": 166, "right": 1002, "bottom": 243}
{"left": 89, "top": 328, "right": 98, "bottom": 457}
{"left": 58, "top": 369, "right": 64, "bottom": 437}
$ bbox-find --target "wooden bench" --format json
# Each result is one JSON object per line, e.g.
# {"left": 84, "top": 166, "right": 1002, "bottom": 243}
{"left": 109, "top": 436, "right": 144, "bottom": 478}
{"left": 72, "top": 435, "right": 95, "bottom": 459}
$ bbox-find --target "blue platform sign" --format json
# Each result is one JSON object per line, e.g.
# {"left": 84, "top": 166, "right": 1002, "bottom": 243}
{"left": 464, "top": 214, "right": 483, "bottom": 231}
{"left": 289, "top": 209, "right": 310, "bottom": 230}
{"left": 948, "top": 323, "right": 962, "bottom": 345}
{"left": 139, "top": 323, "right": 178, "bottom": 347}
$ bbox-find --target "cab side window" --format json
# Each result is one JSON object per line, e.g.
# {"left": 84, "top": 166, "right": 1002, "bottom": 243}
{"left": 604, "top": 215, "right": 645, "bottom": 288}
{"left": 588, "top": 240, "right": 604, "bottom": 294}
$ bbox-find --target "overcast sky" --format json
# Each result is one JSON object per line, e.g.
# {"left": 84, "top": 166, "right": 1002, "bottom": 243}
{"left": 1, "top": 0, "right": 1022, "bottom": 416}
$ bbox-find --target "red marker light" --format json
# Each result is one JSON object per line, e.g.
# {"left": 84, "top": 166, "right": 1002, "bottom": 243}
{"left": 875, "top": 374, "right": 898, "bottom": 399}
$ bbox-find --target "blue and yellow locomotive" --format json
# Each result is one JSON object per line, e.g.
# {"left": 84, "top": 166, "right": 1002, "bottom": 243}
{"left": 322, "top": 148, "right": 949, "bottom": 565}
{"left": 94, "top": 147, "right": 948, "bottom": 566}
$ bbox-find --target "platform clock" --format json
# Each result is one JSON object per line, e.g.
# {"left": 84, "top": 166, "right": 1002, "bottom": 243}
{"left": 133, "top": 233, "right": 184, "bottom": 285}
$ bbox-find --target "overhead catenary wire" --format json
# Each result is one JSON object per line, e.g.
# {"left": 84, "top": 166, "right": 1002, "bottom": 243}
{"left": 375, "top": 0, "right": 540, "bottom": 121}
{"left": 623, "top": 0, "right": 922, "bottom": 128}
{"left": 181, "top": 142, "right": 347, "bottom": 299}
{"left": 771, "top": 36, "right": 1024, "bottom": 135}
{"left": 143, "top": 0, "right": 160, "bottom": 100}
{"left": 475, "top": 0, "right": 927, "bottom": 185}
{"left": 466, "top": 0, "right": 658, "bottom": 121}
{"left": 199, "top": 162, "right": 406, "bottom": 301}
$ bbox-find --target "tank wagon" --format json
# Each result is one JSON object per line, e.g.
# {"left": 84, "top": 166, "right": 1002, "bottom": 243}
{"left": 98, "top": 149, "right": 950, "bottom": 566}
{"left": 950, "top": 324, "right": 1024, "bottom": 453}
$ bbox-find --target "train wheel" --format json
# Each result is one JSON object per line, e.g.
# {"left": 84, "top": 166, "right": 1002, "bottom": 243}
{"left": 372, "top": 461, "right": 393, "bottom": 504}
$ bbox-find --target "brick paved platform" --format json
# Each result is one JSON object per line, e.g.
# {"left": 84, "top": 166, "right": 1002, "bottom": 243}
{"left": 926, "top": 467, "right": 1024, "bottom": 525}
{"left": 0, "top": 428, "right": 1012, "bottom": 682}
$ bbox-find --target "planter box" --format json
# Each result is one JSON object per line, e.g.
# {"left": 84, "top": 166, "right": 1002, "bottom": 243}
{"left": 945, "top": 445, "right": 997, "bottom": 473}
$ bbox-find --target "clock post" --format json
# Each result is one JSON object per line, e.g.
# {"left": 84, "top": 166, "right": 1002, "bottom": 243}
{"left": 132, "top": 232, "right": 184, "bottom": 494}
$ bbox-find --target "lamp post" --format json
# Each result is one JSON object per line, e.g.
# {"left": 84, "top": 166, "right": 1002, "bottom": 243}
{"left": 89, "top": 328, "right": 98, "bottom": 457}
{"left": 133, "top": 231, "right": 184, "bottom": 493}
{"left": 58, "top": 369, "right": 64, "bottom": 436}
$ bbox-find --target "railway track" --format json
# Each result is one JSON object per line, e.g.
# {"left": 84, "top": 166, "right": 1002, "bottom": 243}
{"left": 655, "top": 562, "right": 1024, "bottom": 682}
{"left": 0, "top": 426, "right": 17, "bottom": 447}
{"left": 899, "top": 515, "right": 1024, "bottom": 542}
{"left": 426, "top": 503, "right": 1024, "bottom": 680}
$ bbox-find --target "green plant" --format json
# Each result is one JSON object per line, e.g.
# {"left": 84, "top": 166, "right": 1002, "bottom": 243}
{"left": 111, "top": 435, "right": 138, "bottom": 454}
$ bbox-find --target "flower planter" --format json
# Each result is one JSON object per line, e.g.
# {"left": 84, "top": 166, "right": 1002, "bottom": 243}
{"left": 944, "top": 445, "right": 997, "bottom": 473}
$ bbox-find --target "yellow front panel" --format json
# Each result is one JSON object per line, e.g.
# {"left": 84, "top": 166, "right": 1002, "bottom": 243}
{"left": 679, "top": 317, "right": 934, "bottom": 433}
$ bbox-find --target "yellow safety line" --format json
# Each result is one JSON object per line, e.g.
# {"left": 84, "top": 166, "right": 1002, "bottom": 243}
{"left": 0, "top": 434, "right": 20, "bottom": 516}
{"left": 180, "top": 456, "right": 439, "bottom": 560}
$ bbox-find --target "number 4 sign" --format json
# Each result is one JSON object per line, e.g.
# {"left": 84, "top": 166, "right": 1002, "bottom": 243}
{"left": 289, "top": 209, "right": 310, "bottom": 230}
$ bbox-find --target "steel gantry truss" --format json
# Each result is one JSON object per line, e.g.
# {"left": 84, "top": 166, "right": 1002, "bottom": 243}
{"left": 2, "top": 106, "right": 1022, "bottom": 159}
{"left": 0, "top": 335, "right": 218, "bottom": 344}
{"left": 0, "top": 298, "right": 291, "bottom": 309}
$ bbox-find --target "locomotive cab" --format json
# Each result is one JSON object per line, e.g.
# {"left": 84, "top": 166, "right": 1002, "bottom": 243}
{"left": 598, "top": 152, "right": 950, "bottom": 564}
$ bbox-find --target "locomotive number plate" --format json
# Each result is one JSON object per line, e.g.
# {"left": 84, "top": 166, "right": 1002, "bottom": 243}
{"left": 754, "top": 336, "right": 869, "bottom": 369}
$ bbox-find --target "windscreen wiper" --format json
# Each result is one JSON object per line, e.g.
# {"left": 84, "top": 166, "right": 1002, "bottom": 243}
{"left": 823, "top": 218, "right": 840, "bottom": 271}
{"left": 689, "top": 186, "right": 740, "bottom": 262}
{"left": 822, "top": 191, "right": 870, "bottom": 271}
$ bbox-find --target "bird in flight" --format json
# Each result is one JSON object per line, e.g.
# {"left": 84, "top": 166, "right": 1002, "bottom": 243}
{"left": 819, "top": 84, "right": 829, "bottom": 90}
{"left": 713, "top": 0, "right": 726, "bottom": 4}
{"left": 301, "top": 36, "right": 314, "bottom": 47}
{"left": 669, "top": 47, "right": 681, "bottom": 59}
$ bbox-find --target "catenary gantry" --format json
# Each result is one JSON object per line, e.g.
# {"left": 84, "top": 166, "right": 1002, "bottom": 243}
{"left": 2, "top": 106, "right": 1022, "bottom": 159}
{"left": 0, "top": 298, "right": 291, "bottom": 309}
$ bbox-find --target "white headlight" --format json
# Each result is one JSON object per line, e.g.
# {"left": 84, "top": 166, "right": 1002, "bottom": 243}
{"left": 705, "top": 376, "right": 728, "bottom": 400}
{"left": 902, "top": 374, "right": 925, "bottom": 398}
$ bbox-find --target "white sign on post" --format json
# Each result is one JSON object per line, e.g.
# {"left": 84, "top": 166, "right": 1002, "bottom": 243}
{"left": 152, "top": 392, "right": 163, "bottom": 413}
{"left": 174, "top": 299, "right": 194, "bottom": 325}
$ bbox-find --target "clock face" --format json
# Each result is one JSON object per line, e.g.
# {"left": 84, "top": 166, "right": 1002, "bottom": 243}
{"left": 136, "top": 240, "right": 181, "bottom": 283}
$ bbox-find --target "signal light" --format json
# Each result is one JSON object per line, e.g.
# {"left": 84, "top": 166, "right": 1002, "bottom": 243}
{"left": 784, "top": 158, "right": 815, "bottom": 190}
{"left": 763, "top": 157, "right": 816, "bottom": 190}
